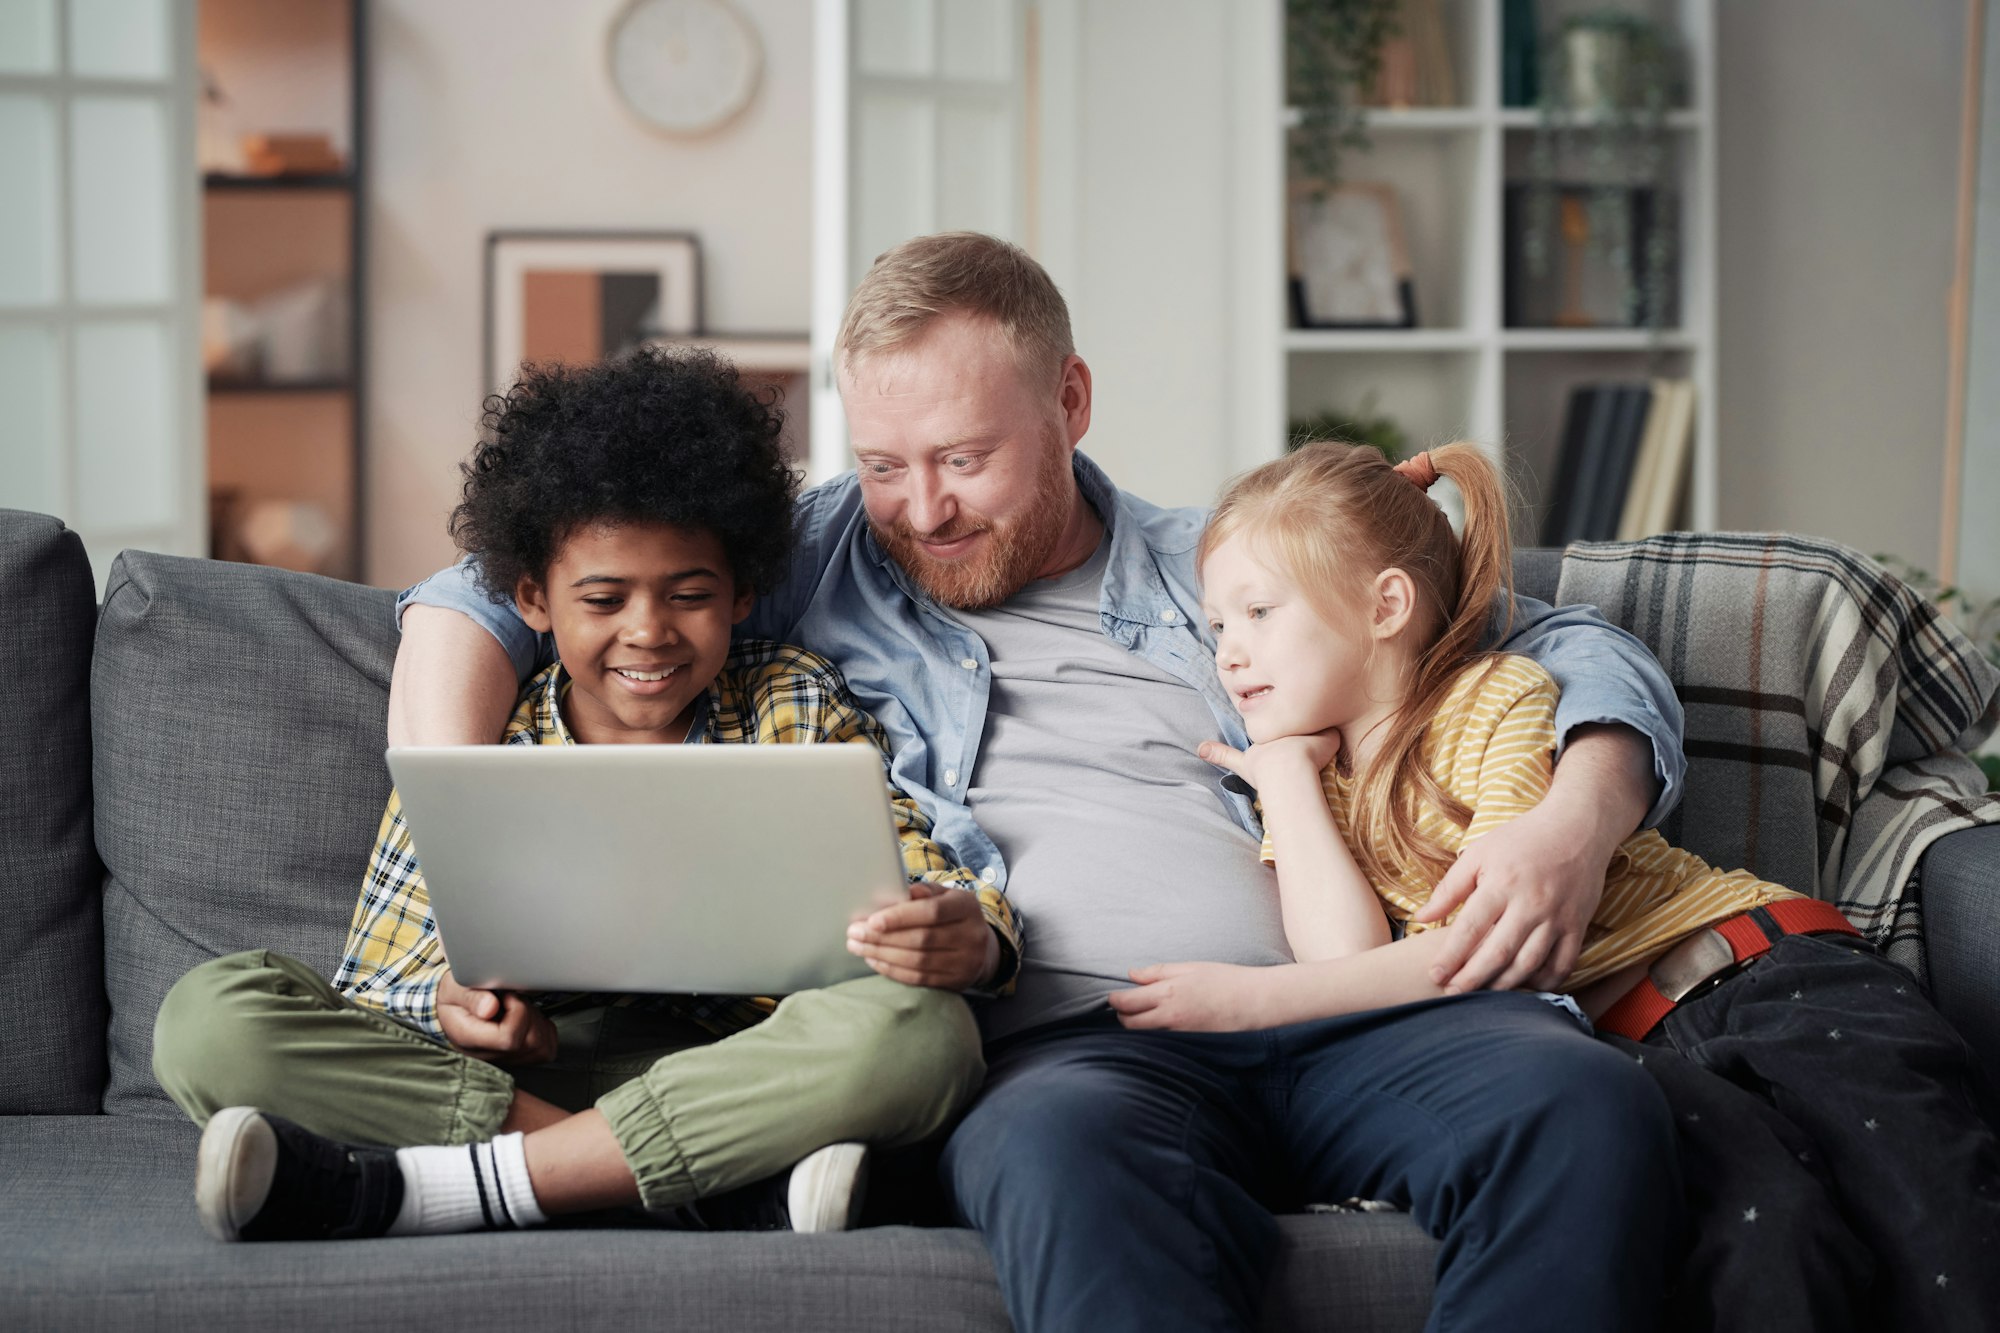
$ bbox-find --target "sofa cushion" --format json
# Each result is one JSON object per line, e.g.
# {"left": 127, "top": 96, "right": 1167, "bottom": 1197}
{"left": 92, "top": 551, "right": 400, "bottom": 1116}
{"left": 0, "top": 1116, "right": 1436, "bottom": 1331}
{"left": 0, "top": 511, "right": 107, "bottom": 1113}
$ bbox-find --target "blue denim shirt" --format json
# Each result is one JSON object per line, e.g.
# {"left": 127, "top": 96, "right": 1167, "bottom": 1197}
{"left": 398, "top": 451, "right": 1687, "bottom": 893}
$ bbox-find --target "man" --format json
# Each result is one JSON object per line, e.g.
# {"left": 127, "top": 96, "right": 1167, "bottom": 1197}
{"left": 393, "top": 233, "right": 1687, "bottom": 1331}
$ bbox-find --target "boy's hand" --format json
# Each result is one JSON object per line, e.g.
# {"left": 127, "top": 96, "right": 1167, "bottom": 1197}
{"left": 1198, "top": 729, "right": 1341, "bottom": 792}
{"left": 1108, "top": 962, "right": 1274, "bottom": 1032}
{"left": 437, "top": 969, "right": 558, "bottom": 1065}
{"left": 847, "top": 882, "right": 999, "bottom": 991}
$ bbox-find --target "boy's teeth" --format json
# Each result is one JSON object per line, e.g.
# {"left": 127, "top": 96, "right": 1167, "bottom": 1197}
{"left": 616, "top": 667, "right": 676, "bottom": 682}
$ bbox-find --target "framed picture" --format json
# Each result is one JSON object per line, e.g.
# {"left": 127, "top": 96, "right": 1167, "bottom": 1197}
{"left": 484, "top": 230, "right": 702, "bottom": 395}
{"left": 1287, "top": 182, "right": 1417, "bottom": 329}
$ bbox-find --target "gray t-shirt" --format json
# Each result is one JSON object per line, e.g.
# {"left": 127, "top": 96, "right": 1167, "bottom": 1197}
{"left": 955, "top": 538, "right": 1293, "bottom": 1041}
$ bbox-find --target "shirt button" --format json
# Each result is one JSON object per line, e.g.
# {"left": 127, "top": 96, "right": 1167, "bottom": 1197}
{"left": 944, "top": 769, "right": 959, "bottom": 787}
{"left": 1161, "top": 608, "right": 1179, "bottom": 623}
{"left": 981, "top": 867, "right": 998, "bottom": 883}
{"left": 960, "top": 658, "right": 978, "bottom": 670}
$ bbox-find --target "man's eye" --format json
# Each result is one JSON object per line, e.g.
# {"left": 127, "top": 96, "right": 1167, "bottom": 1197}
{"left": 947, "top": 455, "right": 975, "bottom": 470}
{"left": 862, "top": 461, "right": 896, "bottom": 477}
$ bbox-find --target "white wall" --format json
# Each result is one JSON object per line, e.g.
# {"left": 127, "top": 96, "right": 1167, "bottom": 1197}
{"left": 365, "top": 0, "right": 813, "bottom": 588}
{"left": 1054, "top": 0, "right": 1249, "bottom": 511}
{"left": 1714, "top": 0, "right": 1968, "bottom": 567}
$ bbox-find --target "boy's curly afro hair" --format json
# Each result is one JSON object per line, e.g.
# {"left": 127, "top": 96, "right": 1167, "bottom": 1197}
{"left": 449, "top": 346, "right": 800, "bottom": 603}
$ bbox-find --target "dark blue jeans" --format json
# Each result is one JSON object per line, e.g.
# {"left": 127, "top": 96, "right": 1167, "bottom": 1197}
{"left": 941, "top": 990, "right": 1682, "bottom": 1333}
{"left": 1606, "top": 924, "right": 2000, "bottom": 1333}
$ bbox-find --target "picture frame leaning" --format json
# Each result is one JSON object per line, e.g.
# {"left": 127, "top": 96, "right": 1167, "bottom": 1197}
{"left": 485, "top": 230, "right": 702, "bottom": 397}
{"left": 1287, "top": 181, "right": 1418, "bottom": 329}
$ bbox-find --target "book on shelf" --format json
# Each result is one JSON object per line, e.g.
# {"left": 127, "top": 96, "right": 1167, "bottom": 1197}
{"left": 1542, "top": 381, "right": 1694, "bottom": 545}
{"left": 1617, "top": 381, "right": 1697, "bottom": 539}
{"left": 1539, "top": 385, "right": 1602, "bottom": 547}
{"left": 1369, "top": 0, "right": 1458, "bottom": 108}
{"left": 1587, "top": 384, "right": 1654, "bottom": 540}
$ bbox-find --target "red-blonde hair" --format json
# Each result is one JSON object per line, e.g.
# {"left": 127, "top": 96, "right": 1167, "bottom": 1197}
{"left": 1199, "top": 441, "right": 1515, "bottom": 889}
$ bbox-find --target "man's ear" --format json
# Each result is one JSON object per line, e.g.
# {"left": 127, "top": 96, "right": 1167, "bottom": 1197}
{"left": 731, "top": 586, "right": 755, "bottom": 625}
{"left": 516, "top": 574, "right": 554, "bottom": 633}
{"left": 1372, "top": 568, "right": 1418, "bottom": 640}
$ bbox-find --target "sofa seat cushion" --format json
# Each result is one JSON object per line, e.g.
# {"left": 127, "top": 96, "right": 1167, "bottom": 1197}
{"left": 0, "top": 1117, "right": 1436, "bottom": 1331}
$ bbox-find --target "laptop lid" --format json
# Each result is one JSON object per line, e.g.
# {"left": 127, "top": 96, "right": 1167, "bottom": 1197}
{"left": 384, "top": 743, "right": 909, "bottom": 995}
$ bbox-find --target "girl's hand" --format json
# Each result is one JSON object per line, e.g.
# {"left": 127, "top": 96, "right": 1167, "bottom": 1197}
{"left": 1197, "top": 729, "right": 1341, "bottom": 792}
{"left": 1107, "top": 962, "right": 1277, "bottom": 1032}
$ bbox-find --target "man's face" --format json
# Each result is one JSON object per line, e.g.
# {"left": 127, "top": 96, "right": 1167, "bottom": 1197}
{"left": 841, "top": 312, "right": 1078, "bottom": 610}
{"left": 515, "top": 521, "right": 751, "bottom": 745}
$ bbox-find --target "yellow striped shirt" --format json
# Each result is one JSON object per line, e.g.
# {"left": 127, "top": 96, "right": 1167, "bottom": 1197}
{"left": 1260, "top": 654, "right": 1797, "bottom": 989}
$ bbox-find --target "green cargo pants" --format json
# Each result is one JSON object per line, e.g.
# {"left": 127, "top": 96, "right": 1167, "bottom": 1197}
{"left": 152, "top": 950, "right": 984, "bottom": 1211}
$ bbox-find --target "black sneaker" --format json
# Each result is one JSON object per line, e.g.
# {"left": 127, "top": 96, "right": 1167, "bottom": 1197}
{"left": 195, "top": 1106, "right": 406, "bottom": 1242}
{"left": 669, "top": 1141, "right": 869, "bottom": 1233}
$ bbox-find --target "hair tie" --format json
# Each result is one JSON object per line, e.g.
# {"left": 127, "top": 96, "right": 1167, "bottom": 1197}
{"left": 1393, "top": 451, "right": 1440, "bottom": 491}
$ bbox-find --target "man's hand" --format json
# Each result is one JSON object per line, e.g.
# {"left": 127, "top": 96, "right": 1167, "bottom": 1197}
{"left": 847, "top": 882, "right": 999, "bottom": 990}
{"left": 1413, "top": 723, "right": 1655, "bottom": 993}
{"left": 436, "top": 969, "right": 558, "bottom": 1065}
{"left": 1197, "top": 728, "right": 1342, "bottom": 792}
{"left": 1106, "top": 962, "right": 1276, "bottom": 1032}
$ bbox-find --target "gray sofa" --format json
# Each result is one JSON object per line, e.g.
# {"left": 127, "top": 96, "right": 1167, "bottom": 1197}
{"left": 3, "top": 509, "right": 1996, "bottom": 1332}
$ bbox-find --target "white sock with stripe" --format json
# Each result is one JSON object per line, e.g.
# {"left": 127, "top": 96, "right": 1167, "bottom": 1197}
{"left": 387, "top": 1133, "right": 548, "bottom": 1235}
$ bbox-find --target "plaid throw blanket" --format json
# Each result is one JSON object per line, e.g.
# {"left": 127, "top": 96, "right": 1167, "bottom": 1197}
{"left": 1557, "top": 533, "right": 2000, "bottom": 981}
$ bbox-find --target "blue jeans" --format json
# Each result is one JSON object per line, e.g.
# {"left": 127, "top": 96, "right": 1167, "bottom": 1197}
{"left": 941, "top": 990, "right": 1681, "bottom": 1333}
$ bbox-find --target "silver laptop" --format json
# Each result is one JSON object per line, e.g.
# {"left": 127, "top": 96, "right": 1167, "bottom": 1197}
{"left": 384, "top": 744, "right": 910, "bottom": 995}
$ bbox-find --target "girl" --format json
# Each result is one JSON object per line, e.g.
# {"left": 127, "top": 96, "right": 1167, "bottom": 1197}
{"left": 1106, "top": 441, "right": 2000, "bottom": 1333}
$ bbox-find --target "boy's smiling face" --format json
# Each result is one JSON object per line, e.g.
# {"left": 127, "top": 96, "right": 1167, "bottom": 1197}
{"left": 515, "top": 521, "right": 751, "bottom": 745}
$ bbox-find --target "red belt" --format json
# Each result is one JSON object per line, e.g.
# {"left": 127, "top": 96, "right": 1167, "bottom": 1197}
{"left": 1595, "top": 898, "right": 1861, "bottom": 1042}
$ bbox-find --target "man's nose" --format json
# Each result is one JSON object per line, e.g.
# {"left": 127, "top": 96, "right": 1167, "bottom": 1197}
{"left": 906, "top": 469, "right": 955, "bottom": 536}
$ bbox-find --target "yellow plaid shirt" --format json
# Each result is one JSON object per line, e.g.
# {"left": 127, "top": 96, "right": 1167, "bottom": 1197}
{"left": 334, "top": 640, "right": 1022, "bottom": 1041}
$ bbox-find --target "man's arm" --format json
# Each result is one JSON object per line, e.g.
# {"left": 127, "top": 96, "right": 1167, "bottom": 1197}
{"left": 1411, "top": 594, "right": 1684, "bottom": 992}
{"left": 388, "top": 604, "right": 521, "bottom": 747}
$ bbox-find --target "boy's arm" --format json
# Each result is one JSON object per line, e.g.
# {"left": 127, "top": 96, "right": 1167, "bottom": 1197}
{"left": 808, "top": 667, "right": 1023, "bottom": 994}
{"left": 333, "top": 792, "right": 451, "bottom": 1039}
{"left": 1417, "top": 596, "right": 1682, "bottom": 993}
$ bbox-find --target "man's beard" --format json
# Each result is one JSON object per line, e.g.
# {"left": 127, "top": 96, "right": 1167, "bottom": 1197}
{"left": 871, "top": 435, "right": 1075, "bottom": 610}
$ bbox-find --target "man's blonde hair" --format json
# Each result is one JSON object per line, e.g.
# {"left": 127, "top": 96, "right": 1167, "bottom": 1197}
{"left": 835, "top": 232, "right": 1075, "bottom": 388}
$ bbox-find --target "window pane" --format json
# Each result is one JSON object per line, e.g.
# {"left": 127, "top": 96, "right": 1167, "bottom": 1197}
{"left": 0, "top": 96, "right": 60, "bottom": 306}
{"left": 856, "top": 0, "right": 932, "bottom": 77}
{"left": 855, "top": 94, "right": 935, "bottom": 279}
{"left": 71, "top": 95, "right": 171, "bottom": 305}
{"left": 69, "top": 0, "right": 170, "bottom": 80}
{"left": 0, "top": 325, "right": 63, "bottom": 515}
{"left": 939, "top": 0, "right": 1010, "bottom": 81}
{"left": 938, "top": 103, "right": 1012, "bottom": 238}
{"left": 0, "top": 0, "right": 57, "bottom": 74}
{"left": 74, "top": 319, "right": 176, "bottom": 530}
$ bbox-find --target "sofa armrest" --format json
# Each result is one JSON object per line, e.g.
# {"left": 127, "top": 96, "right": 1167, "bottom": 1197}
{"left": 1918, "top": 824, "right": 2000, "bottom": 1084}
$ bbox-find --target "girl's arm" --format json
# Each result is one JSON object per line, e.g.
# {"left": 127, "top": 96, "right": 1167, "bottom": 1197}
{"left": 1108, "top": 931, "right": 1454, "bottom": 1032}
{"left": 1199, "top": 735, "right": 1392, "bottom": 962}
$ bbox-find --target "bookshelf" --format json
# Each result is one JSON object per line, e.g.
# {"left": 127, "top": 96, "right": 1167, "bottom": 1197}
{"left": 198, "top": 0, "right": 366, "bottom": 581}
{"left": 1243, "top": 0, "right": 1718, "bottom": 539}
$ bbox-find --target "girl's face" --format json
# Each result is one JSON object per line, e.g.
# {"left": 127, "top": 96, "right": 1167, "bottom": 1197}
{"left": 1201, "top": 534, "right": 1382, "bottom": 744}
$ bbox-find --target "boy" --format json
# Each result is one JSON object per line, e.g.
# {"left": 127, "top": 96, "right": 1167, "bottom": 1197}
{"left": 152, "top": 348, "right": 1018, "bottom": 1241}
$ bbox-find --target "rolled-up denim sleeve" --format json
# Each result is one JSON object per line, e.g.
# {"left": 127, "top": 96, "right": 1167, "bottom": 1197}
{"left": 1494, "top": 593, "right": 1686, "bottom": 828}
{"left": 394, "top": 556, "right": 553, "bottom": 685}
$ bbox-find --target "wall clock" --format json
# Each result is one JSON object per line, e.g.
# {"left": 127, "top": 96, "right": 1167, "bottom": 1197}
{"left": 608, "top": 0, "right": 763, "bottom": 137}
